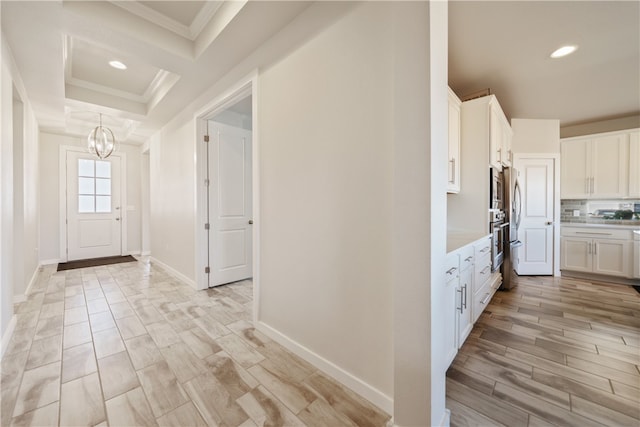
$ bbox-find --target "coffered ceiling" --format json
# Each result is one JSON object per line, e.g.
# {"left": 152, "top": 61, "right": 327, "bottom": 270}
{"left": 1, "top": 0, "right": 311, "bottom": 143}
{"left": 2, "top": 1, "right": 638, "bottom": 145}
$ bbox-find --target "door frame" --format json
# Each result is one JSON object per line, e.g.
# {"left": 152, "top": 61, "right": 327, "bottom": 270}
{"left": 513, "top": 153, "right": 560, "bottom": 276}
{"left": 194, "top": 71, "right": 259, "bottom": 322}
{"left": 59, "top": 145, "right": 128, "bottom": 262}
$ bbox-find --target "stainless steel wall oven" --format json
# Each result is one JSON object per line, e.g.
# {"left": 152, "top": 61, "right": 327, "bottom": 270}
{"left": 490, "top": 210, "right": 507, "bottom": 272}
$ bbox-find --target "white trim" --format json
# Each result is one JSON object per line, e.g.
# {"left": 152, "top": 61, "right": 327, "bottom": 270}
{"left": 140, "top": 251, "right": 151, "bottom": 256}
{"left": 194, "top": 70, "right": 259, "bottom": 296}
{"left": 59, "top": 146, "right": 128, "bottom": 262}
{"left": 13, "top": 295, "right": 27, "bottom": 304}
{"left": 150, "top": 256, "right": 196, "bottom": 288}
{"left": 256, "top": 321, "right": 394, "bottom": 416}
{"left": 40, "top": 258, "right": 60, "bottom": 266}
{"left": 1, "top": 315, "right": 17, "bottom": 359}
{"left": 440, "top": 409, "right": 451, "bottom": 427}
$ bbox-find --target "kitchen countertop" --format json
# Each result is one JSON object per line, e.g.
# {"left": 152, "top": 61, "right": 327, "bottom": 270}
{"left": 447, "top": 230, "right": 490, "bottom": 253}
{"left": 561, "top": 221, "right": 640, "bottom": 230}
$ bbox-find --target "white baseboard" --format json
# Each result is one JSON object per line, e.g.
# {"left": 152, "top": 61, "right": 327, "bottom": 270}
{"left": 40, "top": 258, "right": 60, "bottom": 266}
{"left": 140, "top": 251, "right": 151, "bottom": 256}
{"left": 441, "top": 409, "right": 451, "bottom": 427}
{"left": 255, "top": 320, "right": 393, "bottom": 416}
{"left": 149, "top": 256, "right": 196, "bottom": 288}
{"left": 127, "top": 251, "right": 142, "bottom": 256}
{"left": 25, "top": 266, "right": 39, "bottom": 296}
{"left": 1, "top": 315, "right": 17, "bottom": 359}
{"left": 12, "top": 265, "right": 41, "bottom": 304}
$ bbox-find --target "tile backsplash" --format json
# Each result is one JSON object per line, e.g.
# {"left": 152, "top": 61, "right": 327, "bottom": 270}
{"left": 561, "top": 199, "right": 640, "bottom": 222}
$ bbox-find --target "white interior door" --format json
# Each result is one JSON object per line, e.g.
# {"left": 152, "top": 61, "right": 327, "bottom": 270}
{"left": 516, "top": 158, "right": 554, "bottom": 275}
{"left": 208, "top": 121, "right": 252, "bottom": 286}
{"left": 66, "top": 151, "right": 122, "bottom": 260}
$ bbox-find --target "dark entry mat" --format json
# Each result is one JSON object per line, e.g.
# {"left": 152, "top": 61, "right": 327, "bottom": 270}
{"left": 634, "top": 286, "right": 640, "bottom": 295}
{"left": 57, "top": 255, "right": 137, "bottom": 271}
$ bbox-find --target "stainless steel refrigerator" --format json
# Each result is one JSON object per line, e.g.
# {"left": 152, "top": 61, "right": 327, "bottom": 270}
{"left": 501, "top": 167, "right": 522, "bottom": 290}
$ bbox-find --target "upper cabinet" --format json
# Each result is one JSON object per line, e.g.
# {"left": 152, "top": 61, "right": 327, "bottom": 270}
{"left": 447, "top": 87, "right": 462, "bottom": 193}
{"left": 487, "top": 97, "right": 512, "bottom": 171}
{"left": 561, "top": 129, "right": 636, "bottom": 199}
{"left": 629, "top": 131, "right": 640, "bottom": 198}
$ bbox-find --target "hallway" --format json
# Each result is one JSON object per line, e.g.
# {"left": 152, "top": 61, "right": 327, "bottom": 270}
{"left": 1, "top": 258, "right": 390, "bottom": 427}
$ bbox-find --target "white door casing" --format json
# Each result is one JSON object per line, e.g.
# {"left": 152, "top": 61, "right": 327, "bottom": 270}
{"left": 516, "top": 157, "right": 555, "bottom": 275}
{"left": 65, "top": 150, "right": 123, "bottom": 261}
{"left": 208, "top": 121, "right": 253, "bottom": 286}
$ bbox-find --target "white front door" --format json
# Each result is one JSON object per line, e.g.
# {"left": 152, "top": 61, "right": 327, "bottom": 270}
{"left": 66, "top": 151, "right": 122, "bottom": 260}
{"left": 208, "top": 121, "right": 252, "bottom": 286}
{"left": 516, "top": 157, "right": 554, "bottom": 275}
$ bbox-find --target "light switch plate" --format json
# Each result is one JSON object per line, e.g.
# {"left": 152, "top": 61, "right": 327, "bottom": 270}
{"left": 573, "top": 210, "right": 580, "bottom": 217}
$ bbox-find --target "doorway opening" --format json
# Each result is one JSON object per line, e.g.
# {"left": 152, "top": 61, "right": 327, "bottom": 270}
{"left": 195, "top": 74, "right": 258, "bottom": 316}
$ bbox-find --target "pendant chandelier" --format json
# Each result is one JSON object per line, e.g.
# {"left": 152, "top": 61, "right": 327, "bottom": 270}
{"left": 87, "top": 113, "right": 117, "bottom": 159}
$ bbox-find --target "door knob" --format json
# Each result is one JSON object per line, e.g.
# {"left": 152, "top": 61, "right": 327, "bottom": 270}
{"left": 248, "top": 220, "right": 253, "bottom": 225}
{"left": 115, "top": 218, "right": 120, "bottom": 221}
{"left": 545, "top": 221, "right": 553, "bottom": 225}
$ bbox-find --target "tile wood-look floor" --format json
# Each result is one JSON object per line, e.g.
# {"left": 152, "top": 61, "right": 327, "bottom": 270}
{"left": 2, "top": 259, "right": 390, "bottom": 427}
{"left": 447, "top": 275, "right": 640, "bottom": 427}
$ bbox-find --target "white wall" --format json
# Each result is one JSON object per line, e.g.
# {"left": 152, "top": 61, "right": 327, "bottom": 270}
{"left": 512, "top": 118, "right": 560, "bottom": 153}
{"left": 259, "top": 0, "right": 394, "bottom": 406}
{"left": 147, "top": 1, "right": 446, "bottom": 423}
{"left": 38, "top": 133, "right": 143, "bottom": 262}
{"left": 560, "top": 114, "right": 640, "bottom": 138}
{"left": 148, "top": 123, "right": 196, "bottom": 281}
{"left": 1, "top": 33, "right": 40, "bottom": 349}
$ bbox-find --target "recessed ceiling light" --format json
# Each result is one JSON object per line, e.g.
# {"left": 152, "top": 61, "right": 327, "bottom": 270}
{"left": 550, "top": 45, "right": 577, "bottom": 59}
{"left": 109, "top": 60, "right": 127, "bottom": 70}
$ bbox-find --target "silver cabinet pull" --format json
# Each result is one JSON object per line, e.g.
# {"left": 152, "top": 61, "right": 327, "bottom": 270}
{"left": 464, "top": 256, "right": 473, "bottom": 262}
{"left": 456, "top": 288, "right": 463, "bottom": 313}
{"left": 481, "top": 293, "right": 491, "bottom": 305}
{"left": 446, "top": 267, "right": 457, "bottom": 275}
{"left": 462, "top": 284, "right": 467, "bottom": 309}
{"left": 449, "top": 159, "right": 456, "bottom": 183}
{"left": 115, "top": 218, "right": 120, "bottom": 221}
{"left": 248, "top": 220, "right": 254, "bottom": 225}
{"left": 546, "top": 221, "right": 553, "bottom": 226}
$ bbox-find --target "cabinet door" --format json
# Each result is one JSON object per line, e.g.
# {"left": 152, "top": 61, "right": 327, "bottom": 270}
{"left": 444, "top": 275, "right": 458, "bottom": 367}
{"left": 593, "top": 240, "right": 632, "bottom": 278}
{"left": 489, "top": 105, "right": 503, "bottom": 170}
{"left": 560, "top": 139, "right": 590, "bottom": 198}
{"left": 560, "top": 237, "right": 592, "bottom": 272}
{"left": 591, "top": 134, "right": 628, "bottom": 198}
{"left": 629, "top": 131, "right": 640, "bottom": 198}
{"left": 447, "top": 90, "right": 461, "bottom": 193}
{"left": 501, "top": 119, "right": 513, "bottom": 167}
{"left": 457, "top": 268, "right": 473, "bottom": 348}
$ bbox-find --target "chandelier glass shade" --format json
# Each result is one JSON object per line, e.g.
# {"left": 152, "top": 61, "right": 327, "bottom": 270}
{"left": 87, "top": 114, "right": 117, "bottom": 159}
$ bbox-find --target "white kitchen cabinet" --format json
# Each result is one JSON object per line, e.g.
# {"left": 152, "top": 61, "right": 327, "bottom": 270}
{"left": 561, "top": 130, "right": 632, "bottom": 199}
{"left": 488, "top": 99, "right": 511, "bottom": 171}
{"left": 560, "top": 226, "right": 634, "bottom": 278}
{"left": 447, "top": 88, "right": 462, "bottom": 193}
{"left": 629, "top": 131, "right": 640, "bottom": 198}
{"left": 443, "top": 252, "right": 459, "bottom": 368}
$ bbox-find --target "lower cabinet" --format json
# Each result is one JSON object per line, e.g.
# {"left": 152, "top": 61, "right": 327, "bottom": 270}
{"left": 445, "top": 234, "right": 501, "bottom": 369}
{"left": 560, "top": 227, "right": 634, "bottom": 278}
{"left": 457, "top": 267, "right": 473, "bottom": 347}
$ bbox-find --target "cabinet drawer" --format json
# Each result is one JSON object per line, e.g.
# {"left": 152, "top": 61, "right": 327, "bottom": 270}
{"left": 474, "top": 253, "right": 492, "bottom": 293}
{"left": 473, "top": 272, "right": 501, "bottom": 323}
{"left": 561, "top": 227, "right": 633, "bottom": 240}
{"left": 459, "top": 245, "right": 474, "bottom": 272}
{"left": 445, "top": 253, "right": 459, "bottom": 283}
{"left": 474, "top": 237, "right": 492, "bottom": 258}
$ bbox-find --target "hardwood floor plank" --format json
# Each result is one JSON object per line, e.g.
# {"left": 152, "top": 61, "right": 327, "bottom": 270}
{"left": 566, "top": 355, "right": 639, "bottom": 388}
{"left": 447, "top": 397, "right": 505, "bottom": 427}
{"left": 446, "top": 378, "right": 529, "bottom": 427}
{"left": 492, "top": 382, "right": 602, "bottom": 427}
{"left": 445, "top": 366, "right": 495, "bottom": 396}
{"left": 611, "top": 380, "right": 640, "bottom": 402}
{"left": 504, "top": 349, "right": 611, "bottom": 392}
{"left": 571, "top": 395, "right": 640, "bottom": 426}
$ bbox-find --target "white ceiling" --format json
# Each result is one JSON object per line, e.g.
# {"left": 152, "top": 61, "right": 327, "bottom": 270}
{"left": 449, "top": 1, "right": 639, "bottom": 126}
{"left": 2, "top": 1, "right": 638, "bottom": 145}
